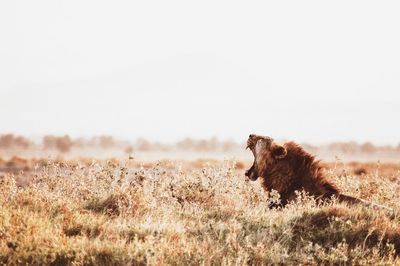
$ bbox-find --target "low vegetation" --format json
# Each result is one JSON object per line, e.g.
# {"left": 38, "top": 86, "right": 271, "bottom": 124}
{"left": 0, "top": 159, "right": 399, "bottom": 265}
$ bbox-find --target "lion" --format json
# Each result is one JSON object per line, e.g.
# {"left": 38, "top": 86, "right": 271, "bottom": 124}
{"left": 245, "top": 134, "right": 393, "bottom": 212}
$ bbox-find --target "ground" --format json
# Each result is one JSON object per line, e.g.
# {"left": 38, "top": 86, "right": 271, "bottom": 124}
{"left": 0, "top": 157, "right": 399, "bottom": 265}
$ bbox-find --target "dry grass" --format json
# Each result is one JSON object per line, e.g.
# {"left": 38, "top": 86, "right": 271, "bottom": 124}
{"left": 1, "top": 158, "right": 400, "bottom": 265}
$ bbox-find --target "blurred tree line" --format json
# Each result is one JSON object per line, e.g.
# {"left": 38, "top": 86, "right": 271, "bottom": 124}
{"left": 1, "top": 133, "right": 400, "bottom": 154}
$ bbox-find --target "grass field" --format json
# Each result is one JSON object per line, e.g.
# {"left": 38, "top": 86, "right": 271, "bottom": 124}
{"left": 1, "top": 157, "right": 400, "bottom": 265}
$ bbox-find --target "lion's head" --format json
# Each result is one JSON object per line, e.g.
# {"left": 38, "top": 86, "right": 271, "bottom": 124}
{"left": 245, "top": 134, "right": 287, "bottom": 181}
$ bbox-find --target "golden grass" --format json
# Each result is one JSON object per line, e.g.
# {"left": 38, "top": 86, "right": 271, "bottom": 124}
{"left": 1, "top": 159, "right": 400, "bottom": 265}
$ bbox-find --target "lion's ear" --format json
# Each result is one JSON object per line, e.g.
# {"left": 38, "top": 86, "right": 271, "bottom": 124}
{"left": 272, "top": 144, "right": 287, "bottom": 159}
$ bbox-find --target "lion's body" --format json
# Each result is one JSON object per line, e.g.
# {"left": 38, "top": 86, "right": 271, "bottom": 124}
{"left": 245, "top": 134, "right": 393, "bottom": 213}
{"left": 259, "top": 141, "right": 339, "bottom": 205}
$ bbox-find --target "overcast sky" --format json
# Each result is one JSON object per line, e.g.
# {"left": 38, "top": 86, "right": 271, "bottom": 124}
{"left": 0, "top": 1, "right": 399, "bottom": 145}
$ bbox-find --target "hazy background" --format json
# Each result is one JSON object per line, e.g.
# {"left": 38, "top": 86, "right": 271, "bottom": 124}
{"left": 1, "top": 0, "right": 399, "bottom": 145}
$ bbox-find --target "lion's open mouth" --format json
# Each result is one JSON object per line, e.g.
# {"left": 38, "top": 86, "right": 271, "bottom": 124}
{"left": 245, "top": 134, "right": 259, "bottom": 181}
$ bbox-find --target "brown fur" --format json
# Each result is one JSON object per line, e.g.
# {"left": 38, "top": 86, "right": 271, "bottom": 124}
{"left": 245, "top": 134, "right": 393, "bottom": 212}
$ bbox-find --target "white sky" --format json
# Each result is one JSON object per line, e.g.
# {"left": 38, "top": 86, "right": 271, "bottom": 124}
{"left": 0, "top": 0, "right": 399, "bottom": 145}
